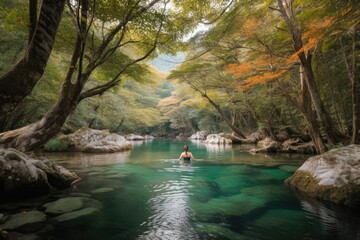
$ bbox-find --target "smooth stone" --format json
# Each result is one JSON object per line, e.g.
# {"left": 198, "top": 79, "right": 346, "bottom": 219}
{"left": 7, "top": 232, "right": 39, "bottom": 240}
{"left": 241, "top": 184, "right": 289, "bottom": 201}
{"left": 0, "top": 211, "right": 46, "bottom": 230}
{"left": 91, "top": 187, "right": 114, "bottom": 194}
{"left": 43, "top": 197, "right": 84, "bottom": 214}
{"left": 246, "top": 209, "right": 306, "bottom": 239}
{"left": 56, "top": 207, "right": 99, "bottom": 222}
{"left": 195, "top": 223, "right": 250, "bottom": 240}
{"left": 69, "top": 192, "right": 92, "bottom": 198}
{"left": 0, "top": 213, "right": 3, "bottom": 222}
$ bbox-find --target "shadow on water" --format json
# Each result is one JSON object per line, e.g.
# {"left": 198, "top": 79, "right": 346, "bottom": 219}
{"left": 0, "top": 140, "right": 359, "bottom": 240}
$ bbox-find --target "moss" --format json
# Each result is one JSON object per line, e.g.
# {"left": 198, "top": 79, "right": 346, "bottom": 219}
{"left": 44, "top": 139, "right": 71, "bottom": 152}
{"left": 285, "top": 170, "right": 360, "bottom": 207}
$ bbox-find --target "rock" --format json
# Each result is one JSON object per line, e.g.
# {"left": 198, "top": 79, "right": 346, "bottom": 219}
{"left": 30, "top": 159, "right": 79, "bottom": 189}
{"left": 246, "top": 209, "right": 306, "bottom": 239}
{"left": 0, "top": 229, "right": 8, "bottom": 240}
{"left": 58, "top": 128, "right": 132, "bottom": 153}
{"left": 194, "top": 222, "right": 247, "bottom": 240}
{"left": 7, "top": 232, "right": 38, "bottom": 240}
{"left": 250, "top": 138, "right": 282, "bottom": 153}
{"left": 56, "top": 207, "right": 99, "bottom": 222}
{"left": 0, "top": 148, "right": 51, "bottom": 200}
{"left": 125, "top": 134, "right": 144, "bottom": 141}
{"left": 91, "top": 187, "right": 114, "bottom": 194}
{"left": 82, "top": 134, "right": 132, "bottom": 153}
{"left": 58, "top": 127, "right": 109, "bottom": 151}
{"left": 0, "top": 211, "right": 46, "bottom": 231}
{"left": 204, "top": 134, "right": 232, "bottom": 145}
{"left": 0, "top": 148, "right": 79, "bottom": 202}
{"left": 176, "top": 133, "right": 190, "bottom": 139}
{"left": 43, "top": 197, "right": 84, "bottom": 214}
{"left": 43, "top": 196, "right": 102, "bottom": 214}
{"left": 0, "top": 214, "right": 3, "bottom": 222}
{"left": 285, "top": 144, "right": 360, "bottom": 207}
{"left": 143, "top": 135, "right": 155, "bottom": 140}
{"left": 188, "top": 131, "right": 208, "bottom": 140}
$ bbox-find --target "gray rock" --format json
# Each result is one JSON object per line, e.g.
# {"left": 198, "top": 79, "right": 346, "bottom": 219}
{"left": 43, "top": 197, "right": 84, "bottom": 214}
{"left": 56, "top": 207, "right": 99, "bottom": 222}
{"left": 0, "top": 213, "right": 3, "bottom": 222}
{"left": 0, "top": 211, "right": 46, "bottom": 231}
{"left": 58, "top": 128, "right": 132, "bottom": 153}
{"left": 286, "top": 144, "right": 360, "bottom": 207}
{"left": 91, "top": 187, "right": 114, "bottom": 194}
{"left": 125, "top": 134, "right": 144, "bottom": 141}
{"left": 188, "top": 131, "right": 209, "bottom": 140}
{"left": 204, "top": 134, "right": 232, "bottom": 145}
{"left": 0, "top": 148, "right": 79, "bottom": 201}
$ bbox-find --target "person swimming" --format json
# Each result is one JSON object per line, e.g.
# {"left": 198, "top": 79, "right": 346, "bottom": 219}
{"left": 178, "top": 145, "right": 195, "bottom": 165}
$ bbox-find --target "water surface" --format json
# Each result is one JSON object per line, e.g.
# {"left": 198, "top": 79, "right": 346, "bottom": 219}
{"left": 1, "top": 140, "right": 360, "bottom": 240}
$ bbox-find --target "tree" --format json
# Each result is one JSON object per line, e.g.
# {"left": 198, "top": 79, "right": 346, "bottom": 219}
{"left": 0, "top": 0, "right": 167, "bottom": 151}
{"left": 0, "top": 0, "right": 65, "bottom": 125}
{"left": 169, "top": 63, "right": 247, "bottom": 138}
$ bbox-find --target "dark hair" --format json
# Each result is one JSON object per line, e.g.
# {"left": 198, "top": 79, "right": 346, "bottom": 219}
{"left": 184, "top": 145, "right": 189, "bottom": 152}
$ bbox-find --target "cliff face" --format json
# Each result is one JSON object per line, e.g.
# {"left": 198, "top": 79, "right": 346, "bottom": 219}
{"left": 285, "top": 144, "right": 360, "bottom": 207}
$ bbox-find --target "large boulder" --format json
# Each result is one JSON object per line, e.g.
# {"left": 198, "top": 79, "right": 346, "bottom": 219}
{"left": 0, "top": 148, "right": 79, "bottom": 202}
{"left": 285, "top": 145, "right": 360, "bottom": 207}
{"left": 83, "top": 134, "right": 131, "bottom": 153}
{"left": 188, "top": 131, "right": 209, "bottom": 140}
{"left": 58, "top": 128, "right": 109, "bottom": 151}
{"left": 250, "top": 137, "right": 282, "bottom": 153}
{"left": 58, "top": 128, "right": 131, "bottom": 153}
{"left": 204, "top": 134, "right": 232, "bottom": 145}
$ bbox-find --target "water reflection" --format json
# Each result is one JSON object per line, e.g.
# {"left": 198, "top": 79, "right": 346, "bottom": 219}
{"left": 43, "top": 151, "right": 131, "bottom": 167}
{"left": 300, "top": 198, "right": 360, "bottom": 240}
{"left": 138, "top": 167, "right": 198, "bottom": 240}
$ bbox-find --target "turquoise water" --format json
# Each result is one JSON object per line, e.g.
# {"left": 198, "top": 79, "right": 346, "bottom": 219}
{"left": 1, "top": 140, "right": 360, "bottom": 239}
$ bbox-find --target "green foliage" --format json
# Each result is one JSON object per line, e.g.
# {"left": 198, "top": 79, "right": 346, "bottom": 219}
{"left": 44, "top": 139, "right": 70, "bottom": 152}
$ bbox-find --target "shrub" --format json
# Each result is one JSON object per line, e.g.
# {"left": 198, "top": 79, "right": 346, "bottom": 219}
{"left": 44, "top": 139, "right": 70, "bottom": 152}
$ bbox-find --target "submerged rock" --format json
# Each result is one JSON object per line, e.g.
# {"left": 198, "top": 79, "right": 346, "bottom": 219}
{"left": 285, "top": 144, "right": 360, "bottom": 207}
{"left": 0, "top": 148, "right": 79, "bottom": 202}
{"left": 91, "top": 187, "right": 114, "bottom": 194}
{"left": 0, "top": 211, "right": 46, "bottom": 231}
{"left": 55, "top": 207, "right": 99, "bottom": 222}
{"left": 43, "top": 197, "right": 84, "bottom": 214}
{"left": 44, "top": 197, "right": 103, "bottom": 214}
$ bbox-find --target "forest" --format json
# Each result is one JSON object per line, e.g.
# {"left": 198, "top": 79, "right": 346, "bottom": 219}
{"left": 0, "top": 0, "right": 359, "bottom": 153}
{"left": 0, "top": 1, "right": 360, "bottom": 239}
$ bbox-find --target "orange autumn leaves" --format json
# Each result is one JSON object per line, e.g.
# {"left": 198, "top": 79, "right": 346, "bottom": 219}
{"left": 227, "top": 16, "right": 334, "bottom": 90}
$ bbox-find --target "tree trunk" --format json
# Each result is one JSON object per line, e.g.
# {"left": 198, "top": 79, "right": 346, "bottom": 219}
{"left": 350, "top": 25, "right": 359, "bottom": 144}
{"left": 299, "top": 66, "right": 326, "bottom": 154}
{"left": 0, "top": 79, "right": 82, "bottom": 152}
{"left": 202, "top": 93, "right": 246, "bottom": 139}
{"left": 0, "top": 0, "right": 65, "bottom": 121}
{"left": 277, "top": 0, "right": 337, "bottom": 146}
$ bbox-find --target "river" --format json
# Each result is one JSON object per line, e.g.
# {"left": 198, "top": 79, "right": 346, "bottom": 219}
{"left": 1, "top": 139, "right": 359, "bottom": 240}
